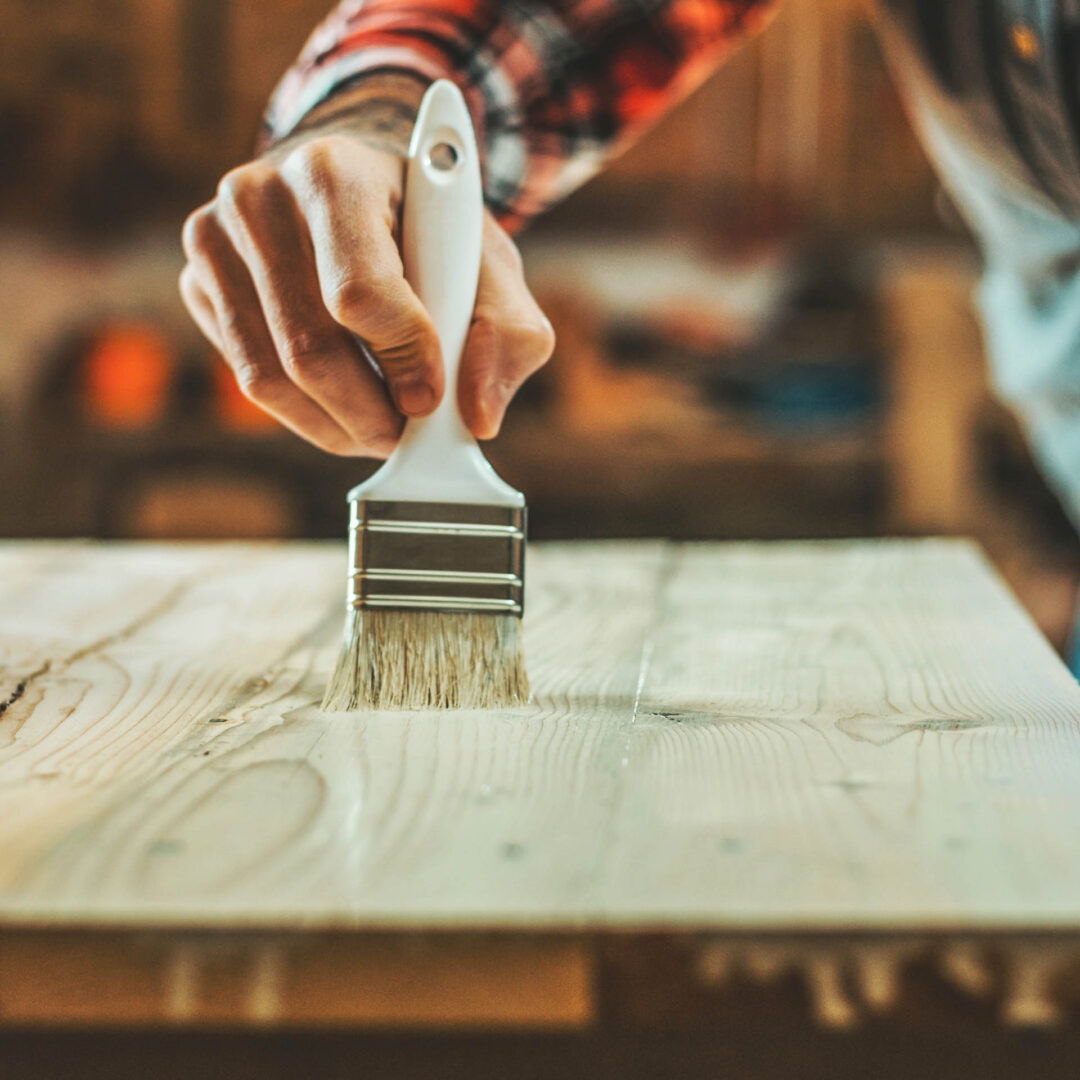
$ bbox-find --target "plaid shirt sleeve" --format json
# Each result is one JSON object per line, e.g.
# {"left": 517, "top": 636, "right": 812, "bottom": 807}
{"left": 265, "top": 0, "right": 777, "bottom": 232}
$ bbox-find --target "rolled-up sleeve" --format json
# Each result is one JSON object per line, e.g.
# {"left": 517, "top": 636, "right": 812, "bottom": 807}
{"left": 265, "top": 0, "right": 777, "bottom": 231}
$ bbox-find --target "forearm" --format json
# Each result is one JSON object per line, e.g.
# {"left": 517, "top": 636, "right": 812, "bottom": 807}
{"left": 265, "top": 0, "right": 778, "bottom": 233}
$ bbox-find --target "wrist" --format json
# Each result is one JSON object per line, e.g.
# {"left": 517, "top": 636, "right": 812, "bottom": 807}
{"left": 267, "top": 71, "right": 431, "bottom": 159}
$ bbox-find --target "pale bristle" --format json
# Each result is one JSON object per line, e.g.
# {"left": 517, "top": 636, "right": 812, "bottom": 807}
{"left": 321, "top": 609, "right": 529, "bottom": 711}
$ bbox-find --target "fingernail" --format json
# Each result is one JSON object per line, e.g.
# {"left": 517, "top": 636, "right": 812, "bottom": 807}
{"left": 396, "top": 381, "right": 435, "bottom": 415}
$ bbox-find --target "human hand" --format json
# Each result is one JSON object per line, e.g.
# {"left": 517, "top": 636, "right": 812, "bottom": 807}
{"left": 180, "top": 120, "right": 553, "bottom": 456}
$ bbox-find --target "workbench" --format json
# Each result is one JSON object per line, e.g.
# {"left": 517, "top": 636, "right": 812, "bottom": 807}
{"left": 4, "top": 539, "right": 1080, "bottom": 1055}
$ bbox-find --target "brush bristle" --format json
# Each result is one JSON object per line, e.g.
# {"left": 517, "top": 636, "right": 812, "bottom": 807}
{"left": 321, "top": 609, "right": 529, "bottom": 711}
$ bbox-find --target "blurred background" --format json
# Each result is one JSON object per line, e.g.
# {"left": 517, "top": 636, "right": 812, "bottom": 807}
{"left": 2, "top": 0, "right": 1079, "bottom": 651}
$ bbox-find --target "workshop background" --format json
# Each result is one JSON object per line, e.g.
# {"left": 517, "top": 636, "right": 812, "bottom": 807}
{"left": 1, "top": 0, "right": 1078, "bottom": 651}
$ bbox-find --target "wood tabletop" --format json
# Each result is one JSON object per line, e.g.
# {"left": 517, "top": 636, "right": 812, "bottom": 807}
{"left": 3, "top": 538, "right": 1080, "bottom": 1027}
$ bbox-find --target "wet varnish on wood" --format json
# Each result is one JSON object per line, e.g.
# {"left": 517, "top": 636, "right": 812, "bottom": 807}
{"left": 3, "top": 539, "right": 1080, "bottom": 1026}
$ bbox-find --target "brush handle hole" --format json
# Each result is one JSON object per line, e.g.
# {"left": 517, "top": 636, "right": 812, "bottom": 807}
{"left": 427, "top": 141, "right": 459, "bottom": 172}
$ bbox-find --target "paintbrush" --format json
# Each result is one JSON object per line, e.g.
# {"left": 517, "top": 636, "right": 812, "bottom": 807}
{"left": 322, "top": 80, "right": 529, "bottom": 711}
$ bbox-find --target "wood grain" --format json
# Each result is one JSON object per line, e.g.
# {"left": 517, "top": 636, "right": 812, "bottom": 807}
{"left": 4, "top": 539, "right": 1080, "bottom": 1026}
{"left": 605, "top": 541, "right": 1080, "bottom": 927}
{"left": 0, "top": 540, "right": 666, "bottom": 925}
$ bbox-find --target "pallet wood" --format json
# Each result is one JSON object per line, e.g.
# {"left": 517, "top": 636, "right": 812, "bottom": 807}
{"left": 2, "top": 539, "right": 1080, "bottom": 1027}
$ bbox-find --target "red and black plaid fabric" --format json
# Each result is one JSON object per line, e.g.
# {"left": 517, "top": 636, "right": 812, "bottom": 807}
{"left": 266, "top": 0, "right": 776, "bottom": 232}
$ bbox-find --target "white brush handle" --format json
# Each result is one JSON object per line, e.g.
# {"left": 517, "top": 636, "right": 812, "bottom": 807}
{"left": 348, "top": 80, "right": 524, "bottom": 508}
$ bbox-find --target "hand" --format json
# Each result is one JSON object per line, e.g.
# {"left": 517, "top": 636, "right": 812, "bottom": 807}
{"left": 179, "top": 123, "right": 554, "bottom": 457}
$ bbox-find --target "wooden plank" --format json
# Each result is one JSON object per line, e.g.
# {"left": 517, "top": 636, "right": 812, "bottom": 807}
{"left": 0, "top": 541, "right": 664, "bottom": 925}
{"left": 603, "top": 540, "right": 1080, "bottom": 928}
{"left": 4, "top": 539, "right": 1080, "bottom": 932}
{"left": 5, "top": 538, "right": 1080, "bottom": 1028}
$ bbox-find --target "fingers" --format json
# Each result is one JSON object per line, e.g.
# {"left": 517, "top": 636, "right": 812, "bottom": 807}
{"left": 180, "top": 203, "right": 371, "bottom": 457}
{"left": 280, "top": 137, "right": 444, "bottom": 418}
{"left": 179, "top": 134, "right": 547, "bottom": 458}
{"left": 211, "top": 159, "right": 402, "bottom": 453}
{"left": 178, "top": 264, "right": 223, "bottom": 354}
{"left": 458, "top": 214, "right": 555, "bottom": 439}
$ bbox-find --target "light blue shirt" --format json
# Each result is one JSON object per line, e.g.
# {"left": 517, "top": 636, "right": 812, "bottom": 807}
{"left": 879, "top": 0, "right": 1080, "bottom": 527}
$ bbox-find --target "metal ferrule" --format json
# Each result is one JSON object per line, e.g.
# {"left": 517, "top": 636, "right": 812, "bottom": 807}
{"left": 347, "top": 500, "right": 526, "bottom": 616}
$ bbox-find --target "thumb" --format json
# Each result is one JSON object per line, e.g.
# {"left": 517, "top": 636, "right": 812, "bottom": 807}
{"left": 323, "top": 265, "right": 444, "bottom": 418}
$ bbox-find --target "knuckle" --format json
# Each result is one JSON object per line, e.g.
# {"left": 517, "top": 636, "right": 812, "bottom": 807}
{"left": 325, "top": 276, "right": 435, "bottom": 368}
{"left": 216, "top": 163, "right": 273, "bottom": 217}
{"left": 278, "top": 330, "right": 341, "bottom": 381}
{"left": 177, "top": 265, "right": 195, "bottom": 299}
{"left": 177, "top": 267, "right": 206, "bottom": 318}
{"left": 284, "top": 138, "right": 339, "bottom": 198}
{"left": 232, "top": 361, "right": 281, "bottom": 403}
{"left": 473, "top": 312, "right": 555, "bottom": 375}
{"left": 324, "top": 274, "right": 376, "bottom": 326}
{"left": 505, "top": 316, "right": 555, "bottom": 374}
{"left": 375, "top": 332, "right": 435, "bottom": 378}
{"left": 181, "top": 205, "right": 215, "bottom": 258}
{"left": 526, "top": 315, "right": 556, "bottom": 366}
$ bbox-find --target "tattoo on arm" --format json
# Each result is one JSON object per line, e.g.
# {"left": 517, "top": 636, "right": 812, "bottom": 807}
{"left": 267, "top": 72, "right": 430, "bottom": 158}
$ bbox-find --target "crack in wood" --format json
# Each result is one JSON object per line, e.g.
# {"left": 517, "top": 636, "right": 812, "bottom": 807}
{"left": 0, "top": 578, "right": 195, "bottom": 735}
{"left": 0, "top": 656, "right": 51, "bottom": 717}
{"left": 0, "top": 662, "right": 51, "bottom": 718}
